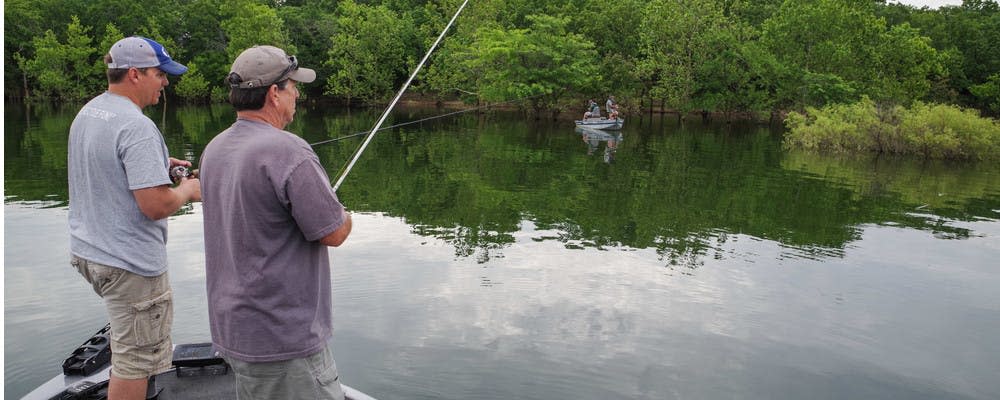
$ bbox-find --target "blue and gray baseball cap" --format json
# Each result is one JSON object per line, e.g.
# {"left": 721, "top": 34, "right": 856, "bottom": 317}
{"left": 107, "top": 36, "right": 187, "bottom": 75}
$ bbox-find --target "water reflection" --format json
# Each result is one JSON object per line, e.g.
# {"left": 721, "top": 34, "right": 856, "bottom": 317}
{"left": 4, "top": 102, "right": 1000, "bottom": 266}
{"left": 576, "top": 126, "right": 622, "bottom": 163}
{"left": 6, "top": 103, "right": 1000, "bottom": 400}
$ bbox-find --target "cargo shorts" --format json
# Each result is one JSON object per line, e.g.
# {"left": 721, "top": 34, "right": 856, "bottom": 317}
{"left": 72, "top": 255, "right": 173, "bottom": 379}
{"left": 224, "top": 341, "right": 345, "bottom": 400}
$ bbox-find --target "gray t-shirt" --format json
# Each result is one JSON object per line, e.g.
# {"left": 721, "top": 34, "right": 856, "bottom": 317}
{"left": 68, "top": 92, "right": 172, "bottom": 276}
{"left": 201, "top": 118, "right": 346, "bottom": 363}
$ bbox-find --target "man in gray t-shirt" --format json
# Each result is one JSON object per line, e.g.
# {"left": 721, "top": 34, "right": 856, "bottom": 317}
{"left": 200, "top": 46, "right": 352, "bottom": 400}
{"left": 68, "top": 36, "right": 200, "bottom": 400}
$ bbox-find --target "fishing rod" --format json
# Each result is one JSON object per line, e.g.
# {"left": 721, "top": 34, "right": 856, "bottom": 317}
{"left": 332, "top": 0, "right": 470, "bottom": 192}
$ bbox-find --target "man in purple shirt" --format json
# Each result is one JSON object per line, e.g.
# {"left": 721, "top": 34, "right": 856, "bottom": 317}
{"left": 199, "top": 45, "right": 352, "bottom": 400}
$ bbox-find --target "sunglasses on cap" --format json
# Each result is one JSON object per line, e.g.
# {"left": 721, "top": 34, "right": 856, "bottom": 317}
{"left": 276, "top": 56, "right": 298, "bottom": 83}
{"left": 228, "top": 56, "right": 299, "bottom": 89}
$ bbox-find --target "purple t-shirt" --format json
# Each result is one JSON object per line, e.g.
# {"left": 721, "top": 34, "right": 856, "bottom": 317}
{"left": 200, "top": 118, "right": 346, "bottom": 362}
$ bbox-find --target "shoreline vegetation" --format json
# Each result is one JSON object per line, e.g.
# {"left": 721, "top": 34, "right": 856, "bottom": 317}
{"left": 784, "top": 98, "right": 1000, "bottom": 160}
{"left": 5, "top": 0, "right": 1000, "bottom": 160}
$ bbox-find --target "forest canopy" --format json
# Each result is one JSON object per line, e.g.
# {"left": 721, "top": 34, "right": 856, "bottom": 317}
{"left": 5, "top": 0, "right": 1000, "bottom": 116}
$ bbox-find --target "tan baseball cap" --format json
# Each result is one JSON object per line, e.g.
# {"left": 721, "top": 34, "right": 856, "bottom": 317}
{"left": 228, "top": 45, "right": 315, "bottom": 89}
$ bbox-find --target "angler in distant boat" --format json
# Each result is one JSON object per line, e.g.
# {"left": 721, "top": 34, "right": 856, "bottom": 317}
{"left": 606, "top": 95, "right": 620, "bottom": 120}
{"left": 582, "top": 99, "right": 601, "bottom": 120}
{"left": 575, "top": 95, "right": 624, "bottom": 130}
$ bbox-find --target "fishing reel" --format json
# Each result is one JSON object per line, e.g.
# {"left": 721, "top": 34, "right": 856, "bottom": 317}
{"left": 169, "top": 165, "right": 198, "bottom": 183}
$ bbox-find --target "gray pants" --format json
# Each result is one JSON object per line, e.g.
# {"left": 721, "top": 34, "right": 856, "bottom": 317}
{"left": 224, "top": 341, "right": 345, "bottom": 400}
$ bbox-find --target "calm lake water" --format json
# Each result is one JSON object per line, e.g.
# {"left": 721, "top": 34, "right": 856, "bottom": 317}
{"left": 5, "top": 100, "right": 1000, "bottom": 399}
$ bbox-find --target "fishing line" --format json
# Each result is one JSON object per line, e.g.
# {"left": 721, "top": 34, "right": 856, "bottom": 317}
{"left": 308, "top": 94, "right": 546, "bottom": 147}
{"left": 332, "top": 0, "right": 469, "bottom": 192}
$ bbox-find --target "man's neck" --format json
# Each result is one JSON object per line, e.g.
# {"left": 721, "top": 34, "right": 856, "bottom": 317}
{"left": 107, "top": 85, "right": 144, "bottom": 109}
{"left": 237, "top": 110, "right": 285, "bottom": 130}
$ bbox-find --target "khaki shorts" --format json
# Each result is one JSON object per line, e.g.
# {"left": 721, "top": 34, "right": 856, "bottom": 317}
{"left": 224, "top": 341, "right": 345, "bottom": 400}
{"left": 72, "top": 255, "right": 173, "bottom": 379}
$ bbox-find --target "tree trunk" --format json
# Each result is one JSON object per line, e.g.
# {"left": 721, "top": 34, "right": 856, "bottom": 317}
{"left": 22, "top": 70, "right": 30, "bottom": 100}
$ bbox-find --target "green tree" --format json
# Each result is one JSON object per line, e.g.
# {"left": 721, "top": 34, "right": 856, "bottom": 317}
{"left": 402, "top": 0, "right": 478, "bottom": 100}
{"left": 460, "top": 14, "right": 600, "bottom": 116}
{"left": 879, "top": 1, "right": 998, "bottom": 108}
{"left": 325, "top": 0, "right": 413, "bottom": 104}
{"left": 176, "top": 0, "right": 229, "bottom": 92}
{"left": 175, "top": 62, "right": 212, "bottom": 102}
{"left": 698, "top": 29, "right": 783, "bottom": 114}
{"left": 418, "top": 0, "right": 484, "bottom": 102}
{"left": 562, "top": 0, "right": 646, "bottom": 104}
{"left": 4, "top": 0, "right": 50, "bottom": 98}
{"left": 93, "top": 23, "right": 125, "bottom": 78}
{"left": 722, "top": 0, "right": 784, "bottom": 26}
{"left": 760, "top": 0, "right": 875, "bottom": 107}
{"left": 873, "top": 23, "right": 944, "bottom": 103}
{"left": 26, "top": 16, "right": 101, "bottom": 100}
{"left": 970, "top": 73, "right": 1000, "bottom": 114}
{"left": 639, "top": 0, "right": 759, "bottom": 114}
{"left": 221, "top": 0, "right": 294, "bottom": 63}
{"left": 83, "top": 0, "right": 172, "bottom": 40}
{"left": 278, "top": 2, "right": 339, "bottom": 97}
{"left": 952, "top": 2, "right": 1000, "bottom": 93}
{"left": 761, "top": 0, "right": 943, "bottom": 108}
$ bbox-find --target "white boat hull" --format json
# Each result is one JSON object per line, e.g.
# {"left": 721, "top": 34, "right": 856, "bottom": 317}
{"left": 21, "top": 346, "right": 376, "bottom": 400}
{"left": 574, "top": 118, "right": 624, "bottom": 130}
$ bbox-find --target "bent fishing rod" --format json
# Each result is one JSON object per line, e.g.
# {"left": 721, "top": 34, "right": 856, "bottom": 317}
{"left": 331, "top": 0, "right": 469, "bottom": 192}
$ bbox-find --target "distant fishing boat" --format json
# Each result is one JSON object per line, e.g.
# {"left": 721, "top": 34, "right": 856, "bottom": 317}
{"left": 21, "top": 323, "right": 377, "bottom": 400}
{"left": 574, "top": 117, "right": 624, "bottom": 130}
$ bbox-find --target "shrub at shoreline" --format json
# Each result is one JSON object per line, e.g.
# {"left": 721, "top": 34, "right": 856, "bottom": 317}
{"left": 784, "top": 98, "right": 1000, "bottom": 160}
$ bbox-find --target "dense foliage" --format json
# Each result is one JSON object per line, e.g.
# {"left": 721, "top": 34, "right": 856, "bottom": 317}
{"left": 4, "top": 0, "right": 999, "bottom": 116}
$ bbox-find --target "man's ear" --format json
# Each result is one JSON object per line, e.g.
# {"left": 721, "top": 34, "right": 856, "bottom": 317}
{"left": 268, "top": 84, "right": 281, "bottom": 106}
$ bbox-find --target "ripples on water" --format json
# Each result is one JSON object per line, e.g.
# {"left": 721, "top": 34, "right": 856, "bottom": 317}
{"left": 5, "top": 104, "right": 1000, "bottom": 399}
